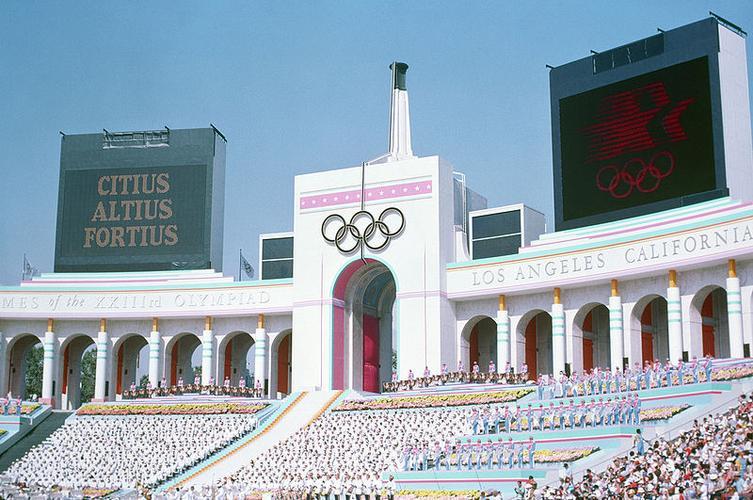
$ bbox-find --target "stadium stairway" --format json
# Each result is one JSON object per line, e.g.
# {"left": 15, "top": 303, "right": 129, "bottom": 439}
{"left": 0, "top": 411, "right": 72, "bottom": 472}
{"left": 159, "top": 390, "right": 342, "bottom": 492}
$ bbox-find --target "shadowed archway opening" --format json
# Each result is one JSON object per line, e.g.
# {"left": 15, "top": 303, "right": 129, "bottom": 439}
{"left": 691, "top": 286, "right": 730, "bottom": 358}
{"left": 636, "top": 296, "right": 669, "bottom": 365}
{"left": 7, "top": 334, "right": 42, "bottom": 400}
{"left": 113, "top": 334, "right": 148, "bottom": 396}
{"left": 165, "top": 333, "right": 202, "bottom": 386}
{"left": 219, "top": 332, "right": 255, "bottom": 386}
{"left": 59, "top": 335, "right": 96, "bottom": 410}
{"left": 519, "top": 311, "right": 552, "bottom": 379}
{"left": 332, "top": 259, "right": 396, "bottom": 392}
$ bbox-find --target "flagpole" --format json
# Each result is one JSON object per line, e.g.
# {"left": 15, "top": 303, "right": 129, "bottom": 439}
{"left": 238, "top": 249, "right": 242, "bottom": 282}
{"left": 22, "top": 253, "right": 26, "bottom": 281}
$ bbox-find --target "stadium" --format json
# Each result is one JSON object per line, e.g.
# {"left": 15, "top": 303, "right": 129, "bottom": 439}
{"left": 1, "top": 13, "right": 753, "bottom": 500}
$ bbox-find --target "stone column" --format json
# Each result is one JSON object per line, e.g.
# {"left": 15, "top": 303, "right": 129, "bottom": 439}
{"left": 609, "top": 279, "right": 625, "bottom": 370}
{"left": 552, "top": 288, "right": 566, "bottom": 375}
{"left": 496, "top": 295, "right": 510, "bottom": 369}
{"left": 201, "top": 316, "right": 215, "bottom": 386}
{"left": 727, "top": 259, "right": 745, "bottom": 358}
{"left": 667, "top": 270, "right": 684, "bottom": 362}
{"left": 254, "top": 314, "right": 268, "bottom": 396}
{"left": 41, "top": 319, "right": 56, "bottom": 406}
{"left": 148, "top": 318, "right": 162, "bottom": 387}
{"left": 94, "top": 319, "right": 109, "bottom": 401}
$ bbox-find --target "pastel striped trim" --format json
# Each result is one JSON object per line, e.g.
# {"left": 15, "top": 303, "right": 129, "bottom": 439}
{"left": 300, "top": 180, "right": 433, "bottom": 210}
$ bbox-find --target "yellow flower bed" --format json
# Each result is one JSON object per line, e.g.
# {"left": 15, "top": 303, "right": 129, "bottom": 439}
{"left": 77, "top": 402, "right": 267, "bottom": 416}
{"left": 396, "top": 490, "right": 481, "bottom": 499}
{"left": 334, "top": 389, "right": 533, "bottom": 411}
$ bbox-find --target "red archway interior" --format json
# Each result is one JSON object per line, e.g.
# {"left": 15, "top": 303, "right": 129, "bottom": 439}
{"left": 224, "top": 341, "right": 233, "bottom": 380}
{"left": 641, "top": 304, "right": 653, "bottom": 363}
{"left": 363, "top": 315, "right": 380, "bottom": 392}
{"left": 277, "top": 335, "right": 291, "bottom": 394}
{"left": 116, "top": 344, "right": 124, "bottom": 393}
{"left": 525, "top": 318, "right": 537, "bottom": 380}
{"left": 582, "top": 311, "right": 594, "bottom": 371}
{"left": 701, "top": 294, "right": 715, "bottom": 357}
{"left": 469, "top": 325, "right": 479, "bottom": 368}
{"left": 62, "top": 345, "right": 69, "bottom": 395}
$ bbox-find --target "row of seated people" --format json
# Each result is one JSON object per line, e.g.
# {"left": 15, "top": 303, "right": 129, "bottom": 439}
{"left": 469, "top": 394, "right": 642, "bottom": 434}
{"left": 382, "top": 360, "right": 527, "bottom": 392}
{"left": 401, "top": 436, "right": 538, "bottom": 471}
{"left": 383, "top": 355, "right": 718, "bottom": 394}
{"left": 121, "top": 375, "right": 265, "bottom": 399}
{"left": 534, "top": 355, "right": 716, "bottom": 400}
{"left": 1, "top": 413, "right": 258, "bottom": 491}
{"left": 538, "top": 393, "right": 753, "bottom": 499}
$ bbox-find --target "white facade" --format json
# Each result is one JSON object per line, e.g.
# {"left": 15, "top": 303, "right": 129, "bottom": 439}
{"left": 2, "top": 169, "right": 753, "bottom": 408}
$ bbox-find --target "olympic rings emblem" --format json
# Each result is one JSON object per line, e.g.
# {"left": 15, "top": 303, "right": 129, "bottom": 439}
{"left": 595, "top": 151, "right": 675, "bottom": 199}
{"left": 321, "top": 207, "right": 405, "bottom": 253}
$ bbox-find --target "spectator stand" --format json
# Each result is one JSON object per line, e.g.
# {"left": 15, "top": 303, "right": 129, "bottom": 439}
{"left": 158, "top": 390, "right": 343, "bottom": 493}
{"left": 379, "top": 362, "right": 753, "bottom": 498}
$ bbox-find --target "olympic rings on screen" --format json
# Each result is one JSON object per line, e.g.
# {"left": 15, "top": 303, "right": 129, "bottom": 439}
{"left": 321, "top": 207, "right": 405, "bottom": 253}
{"left": 595, "top": 151, "right": 675, "bottom": 199}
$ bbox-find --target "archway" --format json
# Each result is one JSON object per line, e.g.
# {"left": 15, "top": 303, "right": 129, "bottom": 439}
{"left": 575, "top": 304, "right": 610, "bottom": 372}
{"left": 59, "top": 335, "right": 96, "bottom": 410}
{"left": 218, "top": 331, "right": 255, "bottom": 386}
{"left": 276, "top": 330, "right": 292, "bottom": 395}
{"left": 6, "top": 334, "right": 42, "bottom": 399}
{"left": 520, "top": 311, "right": 553, "bottom": 379}
{"left": 461, "top": 316, "right": 497, "bottom": 373}
{"left": 164, "top": 333, "right": 202, "bottom": 386}
{"left": 635, "top": 296, "right": 669, "bottom": 364}
{"left": 332, "top": 259, "right": 396, "bottom": 392}
{"left": 112, "top": 334, "right": 148, "bottom": 396}
{"left": 691, "top": 286, "right": 729, "bottom": 358}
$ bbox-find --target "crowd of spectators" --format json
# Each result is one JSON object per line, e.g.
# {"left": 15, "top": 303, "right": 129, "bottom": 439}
{"left": 535, "top": 393, "right": 753, "bottom": 499}
{"left": 122, "top": 375, "right": 265, "bottom": 399}
{"left": 212, "top": 407, "right": 471, "bottom": 497}
{"left": 1, "top": 413, "right": 257, "bottom": 491}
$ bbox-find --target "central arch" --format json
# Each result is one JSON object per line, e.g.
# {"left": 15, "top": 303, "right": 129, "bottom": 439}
{"left": 332, "top": 258, "right": 396, "bottom": 392}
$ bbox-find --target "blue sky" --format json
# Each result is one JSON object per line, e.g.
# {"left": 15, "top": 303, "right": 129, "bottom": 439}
{"left": 1, "top": 1, "right": 752, "bottom": 285}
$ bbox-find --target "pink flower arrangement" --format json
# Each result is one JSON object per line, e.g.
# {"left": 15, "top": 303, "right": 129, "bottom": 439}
{"left": 712, "top": 365, "right": 753, "bottom": 381}
{"left": 333, "top": 389, "right": 533, "bottom": 411}
{"left": 77, "top": 402, "right": 267, "bottom": 416}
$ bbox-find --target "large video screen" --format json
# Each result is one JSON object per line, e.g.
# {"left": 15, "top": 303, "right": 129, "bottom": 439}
{"left": 559, "top": 57, "right": 716, "bottom": 224}
{"left": 56, "top": 164, "right": 208, "bottom": 271}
